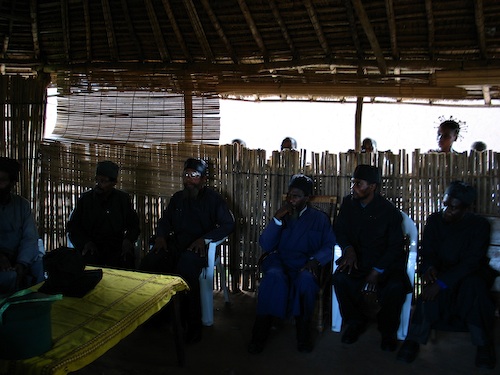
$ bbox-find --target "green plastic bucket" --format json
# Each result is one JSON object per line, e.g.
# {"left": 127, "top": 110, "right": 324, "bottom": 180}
{"left": 0, "top": 290, "right": 62, "bottom": 360}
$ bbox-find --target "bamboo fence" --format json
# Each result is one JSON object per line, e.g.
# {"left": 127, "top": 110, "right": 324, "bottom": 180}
{"left": 36, "top": 141, "right": 500, "bottom": 293}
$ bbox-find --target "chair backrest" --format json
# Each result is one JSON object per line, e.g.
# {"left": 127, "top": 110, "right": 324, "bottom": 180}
{"left": 281, "top": 194, "right": 338, "bottom": 226}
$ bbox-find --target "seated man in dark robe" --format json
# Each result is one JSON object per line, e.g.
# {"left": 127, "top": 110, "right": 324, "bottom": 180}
{"left": 332, "top": 164, "right": 411, "bottom": 352}
{"left": 397, "top": 181, "right": 497, "bottom": 370}
{"left": 140, "top": 158, "right": 235, "bottom": 344}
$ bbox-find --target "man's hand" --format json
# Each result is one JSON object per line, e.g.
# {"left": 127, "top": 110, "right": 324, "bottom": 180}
{"left": 82, "top": 242, "right": 98, "bottom": 256}
{"left": 0, "top": 253, "right": 13, "bottom": 272}
{"left": 302, "top": 258, "right": 321, "bottom": 277}
{"left": 336, "top": 246, "right": 358, "bottom": 274}
{"left": 363, "top": 269, "right": 381, "bottom": 293}
{"left": 274, "top": 203, "right": 292, "bottom": 220}
{"left": 121, "top": 238, "right": 135, "bottom": 260}
{"left": 187, "top": 238, "right": 207, "bottom": 257}
{"left": 422, "top": 266, "right": 438, "bottom": 285}
{"left": 151, "top": 236, "right": 168, "bottom": 254}
{"left": 422, "top": 282, "right": 441, "bottom": 301}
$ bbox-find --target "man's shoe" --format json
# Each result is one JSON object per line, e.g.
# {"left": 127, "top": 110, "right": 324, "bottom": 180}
{"left": 296, "top": 317, "right": 314, "bottom": 353}
{"left": 475, "top": 344, "right": 496, "bottom": 369}
{"left": 397, "top": 340, "right": 420, "bottom": 363}
{"left": 380, "top": 335, "right": 398, "bottom": 352}
{"left": 341, "top": 322, "right": 366, "bottom": 344}
{"left": 247, "top": 315, "right": 273, "bottom": 354}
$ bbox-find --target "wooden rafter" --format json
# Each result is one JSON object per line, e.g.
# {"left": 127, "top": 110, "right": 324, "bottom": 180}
{"left": 83, "top": 0, "right": 92, "bottom": 61}
{"left": 161, "top": 0, "right": 191, "bottom": 62}
{"left": 237, "top": 0, "right": 269, "bottom": 62}
{"left": 101, "top": 0, "right": 118, "bottom": 61}
{"left": 60, "top": 0, "right": 70, "bottom": 61}
{"left": 28, "top": 0, "right": 39, "bottom": 59}
{"left": 343, "top": 0, "right": 363, "bottom": 59}
{"left": 350, "top": 0, "right": 387, "bottom": 75}
{"left": 473, "top": 0, "right": 487, "bottom": 59}
{"left": 217, "top": 82, "right": 467, "bottom": 100}
{"left": 424, "top": 0, "right": 435, "bottom": 59}
{"left": 183, "top": 0, "right": 214, "bottom": 62}
{"left": 304, "top": 0, "right": 331, "bottom": 58}
{"left": 384, "top": 0, "right": 399, "bottom": 60}
{"left": 200, "top": 0, "right": 237, "bottom": 63}
{"left": 144, "top": 0, "right": 170, "bottom": 62}
{"left": 269, "top": 0, "right": 297, "bottom": 59}
{"left": 120, "top": 0, "right": 144, "bottom": 61}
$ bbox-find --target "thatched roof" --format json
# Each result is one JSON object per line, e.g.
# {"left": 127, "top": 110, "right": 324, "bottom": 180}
{"left": 2, "top": 0, "right": 500, "bottom": 104}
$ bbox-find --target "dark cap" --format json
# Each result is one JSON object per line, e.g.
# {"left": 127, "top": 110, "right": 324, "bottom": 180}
{"left": 352, "top": 164, "right": 381, "bottom": 184}
{"left": 444, "top": 181, "right": 476, "bottom": 206}
{"left": 184, "top": 158, "right": 208, "bottom": 176}
{"left": 96, "top": 161, "right": 119, "bottom": 180}
{"left": 288, "top": 174, "right": 313, "bottom": 196}
{"left": 0, "top": 157, "right": 21, "bottom": 182}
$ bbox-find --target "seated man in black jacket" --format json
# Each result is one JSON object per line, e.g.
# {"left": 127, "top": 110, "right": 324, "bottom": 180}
{"left": 397, "top": 181, "right": 497, "bottom": 370}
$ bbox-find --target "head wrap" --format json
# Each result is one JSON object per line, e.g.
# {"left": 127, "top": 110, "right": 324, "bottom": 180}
{"left": 288, "top": 174, "right": 313, "bottom": 196}
{"left": 0, "top": 157, "right": 21, "bottom": 182}
{"left": 444, "top": 181, "right": 476, "bottom": 206}
{"left": 184, "top": 158, "right": 208, "bottom": 176}
{"left": 96, "top": 161, "right": 119, "bottom": 180}
{"left": 352, "top": 164, "right": 381, "bottom": 184}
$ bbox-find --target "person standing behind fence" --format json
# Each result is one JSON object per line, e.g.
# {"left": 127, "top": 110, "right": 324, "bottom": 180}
{"left": 281, "top": 137, "right": 297, "bottom": 151}
{"left": 0, "top": 157, "right": 44, "bottom": 295}
{"left": 361, "top": 138, "right": 377, "bottom": 153}
{"left": 429, "top": 118, "right": 461, "bottom": 153}
{"left": 248, "top": 174, "right": 336, "bottom": 354}
{"left": 397, "top": 181, "right": 497, "bottom": 369}
{"left": 67, "top": 160, "right": 140, "bottom": 270}
{"left": 332, "top": 164, "right": 411, "bottom": 352}
{"left": 140, "top": 158, "right": 235, "bottom": 344}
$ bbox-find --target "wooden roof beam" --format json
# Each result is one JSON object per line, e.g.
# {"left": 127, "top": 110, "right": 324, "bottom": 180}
{"left": 237, "top": 0, "right": 269, "bottom": 63}
{"left": 101, "top": 0, "right": 118, "bottom": 60}
{"left": 120, "top": 0, "right": 144, "bottom": 61}
{"left": 144, "top": 0, "right": 170, "bottom": 62}
{"left": 217, "top": 82, "right": 467, "bottom": 100}
{"left": 269, "top": 0, "right": 298, "bottom": 60}
{"left": 29, "top": 0, "right": 40, "bottom": 59}
{"left": 343, "top": 0, "right": 363, "bottom": 59}
{"left": 473, "top": 0, "right": 487, "bottom": 60}
{"left": 183, "top": 0, "right": 215, "bottom": 62}
{"left": 161, "top": 0, "right": 191, "bottom": 62}
{"left": 83, "top": 0, "right": 92, "bottom": 61}
{"left": 424, "top": 0, "right": 435, "bottom": 59}
{"left": 200, "top": 0, "right": 238, "bottom": 63}
{"left": 350, "top": 0, "right": 387, "bottom": 75}
{"left": 60, "top": 0, "right": 70, "bottom": 61}
{"left": 304, "top": 0, "right": 332, "bottom": 58}
{"left": 384, "top": 0, "right": 399, "bottom": 60}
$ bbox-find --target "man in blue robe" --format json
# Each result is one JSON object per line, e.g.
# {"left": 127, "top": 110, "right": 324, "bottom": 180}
{"left": 248, "top": 174, "right": 336, "bottom": 354}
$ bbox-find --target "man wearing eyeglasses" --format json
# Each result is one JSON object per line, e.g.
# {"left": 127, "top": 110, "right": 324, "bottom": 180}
{"left": 67, "top": 160, "right": 140, "bottom": 269}
{"left": 140, "top": 158, "right": 235, "bottom": 344}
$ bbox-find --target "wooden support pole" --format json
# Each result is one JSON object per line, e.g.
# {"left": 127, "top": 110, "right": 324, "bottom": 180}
{"left": 355, "top": 97, "right": 363, "bottom": 152}
{"left": 184, "top": 92, "right": 193, "bottom": 142}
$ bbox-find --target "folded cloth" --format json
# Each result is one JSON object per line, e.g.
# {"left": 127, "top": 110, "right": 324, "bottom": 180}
{"left": 39, "top": 247, "right": 103, "bottom": 298}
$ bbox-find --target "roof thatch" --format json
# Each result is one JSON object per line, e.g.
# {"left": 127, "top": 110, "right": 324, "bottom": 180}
{"left": 2, "top": 0, "right": 500, "bottom": 104}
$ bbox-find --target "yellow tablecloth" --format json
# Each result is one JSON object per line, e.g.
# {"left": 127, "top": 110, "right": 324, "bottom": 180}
{"left": 0, "top": 268, "right": 189, "bottom": 375}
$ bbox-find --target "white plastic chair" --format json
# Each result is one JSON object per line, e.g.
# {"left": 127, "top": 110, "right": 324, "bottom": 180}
{"left": 331, "top": 210, "right": 418, "bottom": 340}
{"left": 199, "top": 236, "right": 230, "bottom": 326}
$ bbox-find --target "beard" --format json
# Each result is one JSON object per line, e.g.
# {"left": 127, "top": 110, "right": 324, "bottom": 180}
{"left": 183, "top": 185, "right": 200, "bottom": 199}
{"left": 289, "top": 207, "right": 300, "bottom": 220}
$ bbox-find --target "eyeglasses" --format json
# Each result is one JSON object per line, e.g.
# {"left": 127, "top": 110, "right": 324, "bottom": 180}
{"left": 183, "top": 171, "right": 202, "bottom": 178}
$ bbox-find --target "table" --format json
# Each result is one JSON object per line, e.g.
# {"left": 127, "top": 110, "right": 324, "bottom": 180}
{"left": 0, "top": 267, "right": 189, "bottom": 375}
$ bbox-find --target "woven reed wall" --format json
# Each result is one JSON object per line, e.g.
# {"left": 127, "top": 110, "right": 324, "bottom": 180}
{"left": 38, "top": 141, "right": 500, "bottom": 292}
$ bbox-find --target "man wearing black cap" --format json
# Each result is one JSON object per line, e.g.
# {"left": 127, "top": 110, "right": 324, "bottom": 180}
{"left": 67, "top": 160, "right": 140, "bottom": 269}
{"left": 398, "top": 181, "right": 497, "bottom": 369}
{"left": 332, "top": 164, "right": 410, "bottom": 351}
{"left": 140, "top": 158, "right": 235, "bottom": 344}
{"left": 0, "top": 157, "right": 43, "bottom": 294}
{"left": 248, "top": 174, "right": 336, "bottom": 354}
